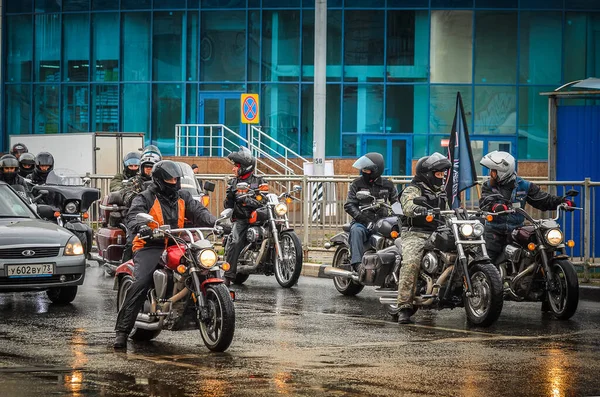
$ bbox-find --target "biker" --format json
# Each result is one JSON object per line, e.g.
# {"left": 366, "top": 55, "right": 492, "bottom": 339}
{"left": 10, "top": 143, "right": 28, "bottom": 160}
{"left": 343, "top": 152, "right": 398, "bottom": 270}
{"left": 223, "top": 146, "right": 265, "bottom": 286}
{"left": 397, "top": 152, "right": 451, "bottom": 324}
{"left": 109, "top": 152, "right": 141, "bottom": 192}
{"left": 18, "top": 153, "right": 36, "bottom": 178}
{"left": 27, "top": 152, "right": 54, "bottom": 185}
{"left": 114, "top": 160, "right": 217, "bottom": 349}
{"left": 479, "top": 150, "right": 573, "bottom": 263}
{"left": 0, "top": 154, "right": 29, "bottom": 189}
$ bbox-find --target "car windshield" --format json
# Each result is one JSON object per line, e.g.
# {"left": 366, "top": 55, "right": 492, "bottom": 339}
{"left": 177, "top": 162, "right": 200, "bottom": 196}
{"left": 45, "top": 169, "right": 84, "bottom": 186}
{"left": 0, "top": 185, "right": 35, "bottom": 218}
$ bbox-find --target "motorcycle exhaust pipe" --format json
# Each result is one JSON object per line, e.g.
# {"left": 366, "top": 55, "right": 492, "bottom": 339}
{"left": 374, "top": 290, "right": 398, "bottom": 299}
{"left": 134, "top": 320, "right": 161, "bottom": 331}
{"left": 322, "top": 266, "right": 360, "bottom": 282}
{"left": 89, "top": 253, "right": 103, "bottom": 263}
{"left": 379, "top": 297, "right": 399, "bottom": 306}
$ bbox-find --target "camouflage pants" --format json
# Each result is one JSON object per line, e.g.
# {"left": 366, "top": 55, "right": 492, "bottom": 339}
{"left": 397, "top": 231, "right": 429, "bottom": 309}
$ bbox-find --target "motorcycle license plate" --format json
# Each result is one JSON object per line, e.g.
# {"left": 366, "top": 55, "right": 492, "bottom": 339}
{"left": 6, "top": 264, "right": 54, "bottom": 278}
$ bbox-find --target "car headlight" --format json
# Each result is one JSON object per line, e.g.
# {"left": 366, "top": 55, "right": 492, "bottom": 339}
{"left": 64, "top": 236, "right": 84, "bottom": 256}
{"left": 460, "top": 224, "right": 474, "bottom": 238}
{"left": 275, "top": 203, "right": 288, "bottom": 216}
{"left": 545, "top": 229, "right": 563, "bottom": 246}
{"left": 65, "top": 201, "right": 78, "bottom": 214}
{"left": 473, "top": 223, "right": 485, "bottom": 238}
{"left": 198, "top": 249, "right": 218, "bottom": 269}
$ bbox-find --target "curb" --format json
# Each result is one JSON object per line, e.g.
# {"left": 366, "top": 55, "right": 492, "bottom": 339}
{"left": 300, "top": 263, "right": 600, "bottom": 303}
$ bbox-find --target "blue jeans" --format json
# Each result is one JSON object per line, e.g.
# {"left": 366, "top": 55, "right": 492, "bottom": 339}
{"left": 349, "top": 222, "right": 370, "bottom": 265}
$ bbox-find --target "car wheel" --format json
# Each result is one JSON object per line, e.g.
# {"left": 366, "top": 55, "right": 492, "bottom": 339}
{"left": 47, "top": 286, "right": 78, "bottom": 304}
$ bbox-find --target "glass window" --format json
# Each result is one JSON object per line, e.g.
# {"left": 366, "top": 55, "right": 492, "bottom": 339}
{"left": 474, "top": 86, "right": 517, "bottom": 135}
{"left": 6, "top": 85, "right": 32, "bottom": 135}
{"left": 152, "top": 84, "right": 183, "bottom": 155}
{"left": 430, "top": 85, "right": 473, "bottom": 134}
{"left": 300, "top": 85, "right": 313, "bottom": 156}
{"left": 344, "top": 11, "right": 385, "bottom": 82}
{"left": 154, "top": 0, "right": 186, "bottom": 8}
{"left": 263, "top": 0, "right": 301, "bottom": 6}
{"left": 476, "top": 0, "right": 517, "bottom": 7}
{"left": 387, "top": 11, "right": 429, "bottom": 82}
{"left": 35, "top": 14, "right": 61, "bottom": 82}
{"left": 518, "top": 86, "right": 553, "bottom": 160}
{"left": 430, "top": 10, "right": 473, "bottom": 83}
{"left": 342, "top": 134, "right": 358, "bottom": 156}
{"left": 386, "top": 85, "right": 428, "bottom": 133}
{"left": 387, "top": 0, "right": 428, "bottom": 7}
{"left": 201, "top": 0, "right": 245, "bottom": 7}
{"left": 121, "top": 0, "right": 151, "bottom": 9}
{"left": 566, "top": 0, "right": 600, "bottom": 10}
{"left": 7, "top": 0, "right": 33, "bottom": 13}
{"left": 302, "top": 11, "right": 314, "bottom": 82}
{"left": 346, "top": 0, "right": 384, "bottom": 6}
{"left": 92, "top": 85, "right": 119, "bottom": 132}
{"left": 262, "top": 11, "right": 301, "bottom": 82}
{"left": 342, "top": 85, "right": 384, "bottom": 133}
{"left": 200, "top": 11, "right": 246, "bottom": 82}
{"left": 520, "top": 0, "right": 563, "bottom": 8}
{"left": 475, "top": 11, "right": 518, "bottom": 84}
{"left": 63, "top": 14, "right": 89, "bottom": 82}
{"left": 153, "top": 12, "right": 184, "bottom": 81}
{"left": 413, "top": 134, "right": 427, "bottom": 158}
{"left": 186, "top": 11, "right": 198, "bottom": 82}
{"left": 261, "top": 84, "right": 300, "bottom": 154}
{"left": 564, "top": 13, "right": 600, "bottom": 83}
{"left": 326, "top": 84, "right": 342, "bottom": 157}
{"left": 92, "top": 0, "right": 118, "bottom": 10}
{"left": 6, "top": 15, "right": 33, "bottom": 83}
{"left": 92, "top": 13, "right": 119, "bottom": 82}
{"left": 34, "top": 85, "right": 59, "bottom": 134}
{"left": 185, "top": 84, "right": 198, "bottom": 124}
{"left": 248, "top": 11, "right": 261, "bottom": 81}
{"left": 431, "top": 0, "right": 473, "bottom": 6}
{"left": 35, "top": 0, "right": 61, "bottom": 12}
{"left": 122, "top": 84, "right": 150, "bottom": 135}
{"left": 63, "top": 0, "right": 89, "bottom": 11}
{"left": 189, "top": 0, "right": 200, "bottom": 8}
{"left": 302, "top": 10, "right": 343, "bottom": 82}
{"left": 62, "top": 85, "right": 89, "bottom": 133}
{"left": 123, "top": 13, "right": 151, "bottom": 82}
{"left": 519, "top": 12, "right": 562, "bottom": 85}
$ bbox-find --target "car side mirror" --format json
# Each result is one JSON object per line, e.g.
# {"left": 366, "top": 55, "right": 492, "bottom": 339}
{"left": 203, "top": 181, "right": 216, "bottom": 192}
{"left": 566, "top": 189, "right": 579, "bottom": 197}
{"left": 37, "top": 204, "right": 56, "bottom": 220}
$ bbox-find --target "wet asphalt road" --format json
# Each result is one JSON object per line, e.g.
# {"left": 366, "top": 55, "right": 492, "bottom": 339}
{"left": 0, "top": 265, "right": 600, "bottom": 397}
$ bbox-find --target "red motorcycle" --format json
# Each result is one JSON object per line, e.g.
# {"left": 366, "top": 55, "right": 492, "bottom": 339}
{"left": 114, "top": 212, "right": 235, "bottom": 352}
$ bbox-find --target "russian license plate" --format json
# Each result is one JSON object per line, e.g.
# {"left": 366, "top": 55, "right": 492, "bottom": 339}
{"left": 6, "top": 264, "right": 54, "bottom": 278}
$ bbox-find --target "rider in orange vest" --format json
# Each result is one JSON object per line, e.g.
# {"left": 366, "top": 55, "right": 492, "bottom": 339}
{"left": 114, "top": 160, "right": 216, "bottom": 349}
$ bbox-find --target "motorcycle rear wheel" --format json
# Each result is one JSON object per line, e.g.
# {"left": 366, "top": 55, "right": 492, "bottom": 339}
{"left": 464, "top": 263, "right": 504, "bottom": 327}
{"left": 274, "top": 231, "right": 303, "bottom": 288}
{"left": 117, "top": 275, "right": 162, "bottom": 341}
{"left": 547, "top": 259, "right": 579, "bottom": 320}
{"left": 332, "top": 245, "right": 364, "bottom": 296}
{"left": 199, "top": 284, "right": 235, "bottom": 352}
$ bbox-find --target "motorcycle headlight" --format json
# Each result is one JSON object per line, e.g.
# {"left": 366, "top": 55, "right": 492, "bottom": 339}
{"left": 460, "top": 224, "right": 474, "bottom": 238}
{"left": 65, "top": 201, "right": 78, "bottom": 214}
{"left": 275, "top": 203, "right": 288, "bottom": 216}
{"left": 198, "top": 249, "right": 218, "bottom": 269}
{"left": 473, "top": 223, "right": 485, "bottom": 238}
{"left": 64, "top": 236, "right": 84, "bottom": 256}
{"left": 545, "top": 229, "right": 563, "bottom": 246}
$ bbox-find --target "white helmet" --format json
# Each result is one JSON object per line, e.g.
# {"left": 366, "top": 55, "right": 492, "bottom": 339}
{"left": 480, "top": 150, "right": 516, "bottom": 185}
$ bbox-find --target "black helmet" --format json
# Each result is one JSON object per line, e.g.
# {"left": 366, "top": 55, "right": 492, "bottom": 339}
{"left": 10, "top": 143, "right": 28, "bottom": 158}
{"left": 123, "top": 151, "right": 141, "bottom": 178}
{"left": 415, "top": 152, "right": 451, "bottom": 190}
{"left": 352, "top": 152, "right": 385, "bottom": 183}
{"left": 0, "top": 154, "right": 20, "bottom": 183}
{"left": 227, "top": 146, "right": 255, "bottom": 176}
{"left": 152, "top": 160, "right": 184, "bottom": 200}
{"left": 34, "top": 152, "right": 54, "bottom": 176}
{"left": 140, "top": 145, "right": 162, "bottom": 181}
{"left": 18, "top": 153, "right": 35, "bottom": 177}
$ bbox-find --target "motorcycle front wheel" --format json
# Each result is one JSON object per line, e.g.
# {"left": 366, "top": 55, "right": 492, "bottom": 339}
{"left": 332, "top": 245, "right": 364, "bottom": 296}
{"left": 547, "top": 259, "right": 579, "bottom": 320}
{"left": 199, "top": 284, "right": 236, "bottom": 352}
{"left": 464, "top": 263, "right": 504, "bottom": 327}
{"left": 274, "top": 231, "right": 303, "bottom": 288}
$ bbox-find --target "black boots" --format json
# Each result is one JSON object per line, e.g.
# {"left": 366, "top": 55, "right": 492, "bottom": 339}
{"left": 113, "top": 332, "right": 128, "bottom": 349}
{"left": 397, "top": 309, "right": 414, "bottom": 325}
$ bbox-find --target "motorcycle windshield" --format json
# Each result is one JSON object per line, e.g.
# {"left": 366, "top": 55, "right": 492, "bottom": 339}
{"left": 45, "top": 169, "right": 84, "bottom": 186}
{"left": 176, "top": 162, "right": 201, "bottom": 196}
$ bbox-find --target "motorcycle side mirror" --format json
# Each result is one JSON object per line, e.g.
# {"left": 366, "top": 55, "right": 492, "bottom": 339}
{"left": 293, "top": 184, "right": 302, "bottom": 192}
{"left": 159, "top": 224, "right": 171, "bottom": 231}
{"left": 413, "top": 196, "right": 428, "bottom": 207}
{"left": 356, "top": 191, "right": 372, "bottom": 201}
{"left": 32, "top": 189, "right": 49, "bottom": 204}
{"left": 565, "top": 189, "right": 579, "bottom": 197}
{"left": 236, "top": 182, "right": 249, "bottom": 191}
{"left": 136, "top": 213, "right": 155, "bottom": 224}
{"left": 37, "top": 204, "right": 56, "bottom": 220}
{"left": 220, "top": 208, "right": 233, "bottom": 218}
{"left": 203, "top": 181, "right": 216, "bottom": 192}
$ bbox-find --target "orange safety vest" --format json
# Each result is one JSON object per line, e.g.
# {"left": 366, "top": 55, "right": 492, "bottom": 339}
{"left": 132, "top": 197, "right": 185, "bottom": 252}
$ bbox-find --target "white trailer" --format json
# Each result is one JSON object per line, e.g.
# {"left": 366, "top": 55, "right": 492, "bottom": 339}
{"left": 9, "top": 132, "right": 145, "bottom": 175}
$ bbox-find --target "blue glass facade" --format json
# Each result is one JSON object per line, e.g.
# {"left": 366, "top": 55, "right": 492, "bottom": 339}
{"left": 2, "top": 0, "right": 600, "bottom": 174}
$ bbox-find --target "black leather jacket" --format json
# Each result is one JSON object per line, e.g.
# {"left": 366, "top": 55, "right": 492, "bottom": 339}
{"left": 224, "top": 174, "right": 266, "bottom": 220}
{"left": 344, "top": 176, "right": 398, "bottom": 227}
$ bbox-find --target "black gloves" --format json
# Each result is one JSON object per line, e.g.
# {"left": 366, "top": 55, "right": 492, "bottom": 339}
{"left": 138, "top": 225, "right": 153, "bottom": 239}
{"left": 413, "top": 206, "right": 428, "bottom": 216}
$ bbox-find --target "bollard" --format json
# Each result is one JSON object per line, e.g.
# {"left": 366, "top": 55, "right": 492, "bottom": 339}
{"left": 584, "top": 178, "right": 591, "bottom": 282}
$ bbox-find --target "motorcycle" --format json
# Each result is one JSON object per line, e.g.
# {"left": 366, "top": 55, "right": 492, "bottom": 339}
{"left": 222, "top": 182, "right": 304, "bottom": 288}
{"left": 373, "top": 198, "right": 504, "bottom": 327}
{"left": 93, "top": 162, "right": 215, "bottom": 276}
{"left": 323, "top": 190, "right": 403, "bottom": 296}
{"left": 114, "top": 212, "right": 235, "bottom": 352}
{"left": 491, "top": 189, "right": 581, "bottom": 320}
{"left": 32, "top": 169, "right": 101, "bottom": 259}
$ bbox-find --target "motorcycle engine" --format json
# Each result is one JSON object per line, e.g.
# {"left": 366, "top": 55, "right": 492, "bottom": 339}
{"left": 421, "top": 252, "right": 440, "bottom": 275}
{"left": 246, "top": 226, "right": 267, "bottom": 243}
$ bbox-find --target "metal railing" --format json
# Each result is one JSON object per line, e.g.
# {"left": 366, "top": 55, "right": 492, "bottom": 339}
{"left": 85, "top": 174, "right": 599, "bottom": 279}
{"left": 249, "top": 125, "right": 309, "bottom": 175}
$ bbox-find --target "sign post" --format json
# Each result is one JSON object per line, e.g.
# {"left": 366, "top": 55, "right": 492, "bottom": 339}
{"left": 241, "top": 94, "right": 260, "bottom": 151}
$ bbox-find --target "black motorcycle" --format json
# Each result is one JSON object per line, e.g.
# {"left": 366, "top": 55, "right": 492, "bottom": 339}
{"left": 323, "top": 190, "right": 403, "bottom": 296}
{"left": 490, "top": 189, "right": 581, "bottom": 320}
{"left": 33, "top": 169, "right": 101, "bottom": 259}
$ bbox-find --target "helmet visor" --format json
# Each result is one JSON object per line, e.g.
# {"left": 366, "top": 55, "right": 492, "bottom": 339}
{"left": 352, "top": 156, "right": 377, "bottom": 171}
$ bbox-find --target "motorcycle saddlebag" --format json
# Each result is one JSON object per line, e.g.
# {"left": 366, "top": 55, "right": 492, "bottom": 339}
{"left": 96, "top": 227, "right": 126, "bottom": 261}
{"left": 360, "top": 247, "right": 397, "bottom": 285}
